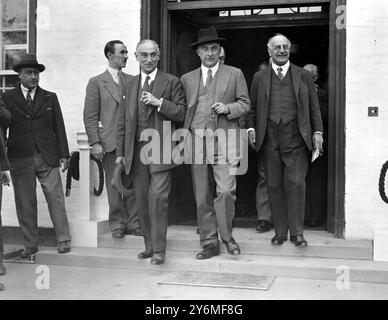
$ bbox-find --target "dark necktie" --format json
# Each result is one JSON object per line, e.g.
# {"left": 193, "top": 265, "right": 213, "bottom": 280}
{"left": 117, "top": 70, "right": 124, "bottom": 86}
{"left": 143, "top": 75, "right": 151, "bottom": 92}
{"left": 277, "top": 67, "right": 284, "bottom": 81}
{"left": 26, "top": 89, "right": 33, "bottom": 107}
{"left": 205, "top": 68, "right": 213, "bottom": 89}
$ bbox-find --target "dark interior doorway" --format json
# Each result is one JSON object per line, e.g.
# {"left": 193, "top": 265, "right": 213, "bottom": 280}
{"left": 167, "top": 8, "right": 330, "bottom": 230}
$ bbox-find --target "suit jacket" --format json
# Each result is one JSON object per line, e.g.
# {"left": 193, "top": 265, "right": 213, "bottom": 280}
{"left": 116, "top": 70, "right": 187, "bottom": 174}
{"left": 84, "top": 69, "right": 133, "bottom": 153}
{"left": 1, "top": 86, "right": 69, "bottom": 169}
{"left": 0, "top": 101, "right": 11, "bottom": 171}
{"left": 246, "top": 63, "right": 323, "bottom": 152}
{"left": 181, "top": 63, "right": 250, "bottom": 162}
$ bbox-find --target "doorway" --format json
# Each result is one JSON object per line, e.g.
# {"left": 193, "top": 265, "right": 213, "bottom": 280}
{"left": 141, "top": 0, "right": 346, "bottom": 237}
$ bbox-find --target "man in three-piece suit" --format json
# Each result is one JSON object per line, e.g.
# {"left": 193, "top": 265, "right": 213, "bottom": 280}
{"left": 246, "top": 34, "right": 323, "bottom": 247}
{"left": 116, "top": 39, "right": 186, "bottom": 265}
{"left": 0, "top": 100, "right": 11, "bottom": 290}
{"left": 84, "top": 40, "right": 141, "bottom": 239}
{"left": 1, "top": 54, "right": 71, "bottom": 258}
{"left": 181, "top": 27, "right": 250, "bottom": 259}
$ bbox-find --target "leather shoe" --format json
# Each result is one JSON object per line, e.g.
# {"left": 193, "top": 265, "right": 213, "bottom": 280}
{"left": 20, "top": 247, "right": 38, "bottom": 259}
{"left": 196, "top": 243, "right": 220, "bottom": 260}
{"left": 151, "top": 252, "right": 165, "bottom": 265}
{"left": 256, "top": 220, "right": 272, "bottom": 233}
{"left": 0, "top": 264, "right": 6, "bottom": 276}
{"left": 112, "top": 229, "right": 125, "bottom": 238}
{"left": 291, "top": 235, "right": 308, "bottom": 247}
{"left": 125, "top": 228, "right": 143, "bottom": 236}
{"left": 222, "top": 237, "right": 241, "bottom": 255}
{"left": 58, "top": 241, "right": 71, "bottom": 254}
{"left": 271, "top": 234, "right": 287, "bottom": 245}
{"left": 138, "top": 249, "right": 153, "bottom": 259}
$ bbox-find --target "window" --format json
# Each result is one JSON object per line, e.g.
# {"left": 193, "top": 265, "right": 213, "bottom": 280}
{"left": 0, "top": 0, "right": 34, "bottom": 93}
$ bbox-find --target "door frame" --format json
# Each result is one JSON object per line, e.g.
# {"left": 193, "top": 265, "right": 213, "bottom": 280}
{"left": 141, "top": 0, "right": 346, "bottom": 238}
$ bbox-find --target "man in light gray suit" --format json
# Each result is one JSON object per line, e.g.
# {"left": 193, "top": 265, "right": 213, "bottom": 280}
{"left": 84, "top": 40, "right": 141, "bottom": 238}
{"left": 181, "top": 27, "right": 250, "bottom": 259}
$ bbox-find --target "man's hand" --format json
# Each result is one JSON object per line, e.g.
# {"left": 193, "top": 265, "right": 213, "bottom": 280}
{"left": 211, "top": 102, "right": 229, "bottom": 115}
{"left": 248, "top": 129, "right": 256, "bottom": 149}
{"left": 313, "top": 133, "right": 324, "bottom": 154}
{"left": 91, "top": 142, "right": 105, "bottom": 160}
{"left": 140, "top": 91, "right": 162, "bottom": 107}
{"left": 59, "top": 158, "right": 69, "bottom": 172}
{"left": 115, "top": 156, "right": 125, "bottom": 165}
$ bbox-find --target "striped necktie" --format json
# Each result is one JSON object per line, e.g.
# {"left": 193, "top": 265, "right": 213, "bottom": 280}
{"left": 277, "top": 67, "right": 284, "bottom": 81}
{"left": 26, "top": 89, "right": 33, "bottom": 107}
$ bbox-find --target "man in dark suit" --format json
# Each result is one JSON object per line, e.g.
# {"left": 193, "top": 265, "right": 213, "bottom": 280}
{"left": 246, "top": 34, "right": 323, "bottom": 247}
{"left": 116, "top": 39, "right": 186, "bottom": 265}
{"left": 84, "top": 40, "right": 141, "bottom": 239}
{"left": 1, "top": 54, "right": 71, "bottom": 258}
{"left": 181, "top": 27, "right": 250, "bottom": 259}
{"left": 0, "top": 100, "right": 11, "bottom": 291}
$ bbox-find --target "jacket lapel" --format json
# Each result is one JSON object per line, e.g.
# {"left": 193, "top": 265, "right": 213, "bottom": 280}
{"left": 148, "top": 70, "right": 167, "bottom": 118}
{"left": 103, "top": 69, "right": 121, "bottom": 104}
{"left": 184, "top": 68, "right": 201, "bottom": 127}
{"left": 128, "top": 75, "right": 140, "bottom": 124}
{"left": 290, "top": 63, "right": 301, "bottom": 104}
{"left": 215, "top": 63, "right": 231, "bottom": 102}
{"left": 32, "top": 87, "right": 46, "bottom": 116}
{"left": 264, "top": 65, "right": 272, "bottom": 100}
{"left": 12, "top": 86, "right": 32, "bottom": 115}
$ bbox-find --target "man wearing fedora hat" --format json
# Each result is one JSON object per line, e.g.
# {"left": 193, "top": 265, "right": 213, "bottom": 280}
{"left": 181, "top": 26, "right": 250, "bottom": 259}
{"left": 1, "top": 54, "right": 72, "bottom": 258}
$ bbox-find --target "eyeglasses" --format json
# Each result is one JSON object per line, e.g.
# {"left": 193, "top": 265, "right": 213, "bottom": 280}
{"left": 272, "top": 45, "right": 290, "bottom": 51}
{"left": 139, "top": 52, "right": 159, "bottom": 59}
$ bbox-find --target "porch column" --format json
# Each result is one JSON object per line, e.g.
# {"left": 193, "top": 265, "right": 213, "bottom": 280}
{"left": 68, "top": 131, "right": 109, "bottom": 247}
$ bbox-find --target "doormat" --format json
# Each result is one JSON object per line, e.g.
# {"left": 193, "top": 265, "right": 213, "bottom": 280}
{"left": 3, "top": 248, "right": 36, "bottom": 264}
{"left": 159, "top": 271, "right": 276, "bottom": 291}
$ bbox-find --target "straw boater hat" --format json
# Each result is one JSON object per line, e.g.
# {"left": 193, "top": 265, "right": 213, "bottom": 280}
{"left": 191, "top": 26, "right": 226, "bottom": 48}
{"left": 12, "top": 54, "right": 46, "bottom": 73}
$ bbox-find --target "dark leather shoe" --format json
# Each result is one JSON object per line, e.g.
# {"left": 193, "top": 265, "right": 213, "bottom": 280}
{"left": 271, "top": 234, "right": 287, "bottom": 245}
{"left": 291, "top": 235, "right": 308, "bottom": 247}
{"left": 222, "top": 237, "right": 241, "bottom": 255}
{"left": 20, "top": 247, "right": 38, "bottom": 259}
{"left": 0, "top": 264, "right": 6, "bottom": 276}
{"left": 196, "top": 244, "right": 220, "bottom": 260}
{"left": 125, "top": 228, "right": 143, "bottom": 236}
{"left": 112, "top": 229, "right": 125, "bottom": 238}
{"left": 151, "top": 252, "right": 165, "bottom": 265}
{"left": 256, "top": 220, "right": 272, "bottom": 233}
{"left": 58, "top": 241, "right": 71, "bottom": 254}
{"left": 138, "top": 249, "right": 153, "bottom": 259}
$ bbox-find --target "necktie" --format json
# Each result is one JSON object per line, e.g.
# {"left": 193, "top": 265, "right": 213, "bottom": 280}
{"left": 205, "top": 69, "right": 213, "bottom": 89}
{"left": 26, "top": 89, "right": 33, "bottom": 107}
{"left": 143, "top": 75, "right": 151, "bottom": 91}
{"left": 117, "top": 70, "right": 124, "bottom": 86}
{"left": 277, "top": 67, "right": 284, "bottom": 81}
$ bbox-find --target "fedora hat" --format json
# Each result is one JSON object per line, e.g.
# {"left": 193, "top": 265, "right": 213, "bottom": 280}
{"left": 12, "top": 54, "right": 46, "bottom": 73}
{"left": 111, "top": 162, "right": 133, "bottom": 197}
{"left": 191, "top": 26, "right": 226, "bottom": 48}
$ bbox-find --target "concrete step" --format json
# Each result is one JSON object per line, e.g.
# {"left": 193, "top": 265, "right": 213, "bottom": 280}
{"left": 35, "top": 246, "right": 388, "bottom": 284}
{"left": 98, "top": 226, "right": 373, "bottom": 260}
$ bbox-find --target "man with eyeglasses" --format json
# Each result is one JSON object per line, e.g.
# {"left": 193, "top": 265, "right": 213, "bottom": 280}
{"left": 84, "top": 40, "right": 142, "bottom": 239}
{"left": 116, "top": 39, "right": 186, "bottom": 265}
{"left": 246, "top": 34, "right": 323, "bottom": 247}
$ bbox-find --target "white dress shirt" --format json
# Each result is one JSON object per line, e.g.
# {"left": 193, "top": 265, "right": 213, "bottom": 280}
{"left": 20, "top": 84, "right": 37, "bottom": 101}
{"left": 107, "top": 66, "right": 123, "bottom": 84}
{"left": 201, "top": 62, "right": 219, "bottom": 86}
{"left": 141, "top": 68, "right": 162, "bottom": 110}
{"left": 271, "top": 60, "right": 290, "bottom": 78}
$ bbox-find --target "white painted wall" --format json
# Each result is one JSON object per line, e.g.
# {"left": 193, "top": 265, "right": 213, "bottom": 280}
{"left": 1, "top": 0, "right": 141, "bottom": 227}
{"left": 346, "top": 0, "right": 388, "bottom": 239}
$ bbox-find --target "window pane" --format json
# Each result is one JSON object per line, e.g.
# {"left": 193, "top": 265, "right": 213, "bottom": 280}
{"left": 2, "top": 30, "right": 27, "bottom": 44}
{"left": 1, "top": 0, "right": 28, "bottom": 30}
{"left": 5, "top": 74, "right": 19, "bottom": 87}
{"left": 4, "top": 48, "right": 26, "bottom": 69}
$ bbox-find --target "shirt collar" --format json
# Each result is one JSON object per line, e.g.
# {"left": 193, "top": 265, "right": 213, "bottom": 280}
{"left": 107, "top": 66, "right": 120, "bottom": 78}
{"left": 271, "top": 60, "right": 290, "bottom": 75}
{"left": 20, "top": 84, "right": 37, "bottom": 96}
{"left": 201, "top": 62, "right": 219, "bottom": 77}
{"left": 141, "top": 68, "right": 158, "bottom": 84}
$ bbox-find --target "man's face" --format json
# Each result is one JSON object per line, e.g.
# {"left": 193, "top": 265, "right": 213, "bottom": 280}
{"left": 108, "top": 43, "right": 128, "bottom": 69}
{"left": 135, "top": 41, "right": 160, "bottom": 74}
{"left": 268, "top": 36, "right": 290, "bottom": 66}
{"left": 19, "top": 68, "right": 40, "bottom": 89}
{"left": 197, "top": 42, "right": 221, "bottom": 68}
{"left": 219, "top": 47, "right": 225, "bottom": 64}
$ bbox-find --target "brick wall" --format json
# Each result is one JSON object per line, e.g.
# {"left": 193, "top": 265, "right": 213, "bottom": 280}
{"left": 1, "top": 0, "right": 141, "bottom": 227}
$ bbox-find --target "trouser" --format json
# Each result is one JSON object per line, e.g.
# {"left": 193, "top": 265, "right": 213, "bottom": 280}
{"left": 0, "top": 185, "right": 3, "bottom": 262}
{"left": 10, "top": 153, "right": 71, "bottom": 248}
{"left": 262, "top": 119, "right": 309, "bottom": 237}
{"left": 256, "top": 156, "right": 272, "bottom": 222}
{"left": 132, "top": 142, "right": 171, "bottom": 254}
{"left": 103, "top": 151, "right": 139, "bottom": 232}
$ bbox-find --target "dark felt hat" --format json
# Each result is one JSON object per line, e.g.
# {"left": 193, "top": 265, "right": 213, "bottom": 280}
{"left": 111, "top": 162, "right": 133, "bottom": 197}
{"left": 12, "top": 54, "right": 46, "bottom": 73}
{"left": 191, "top": 26, "right": 226, "bottom": 48}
